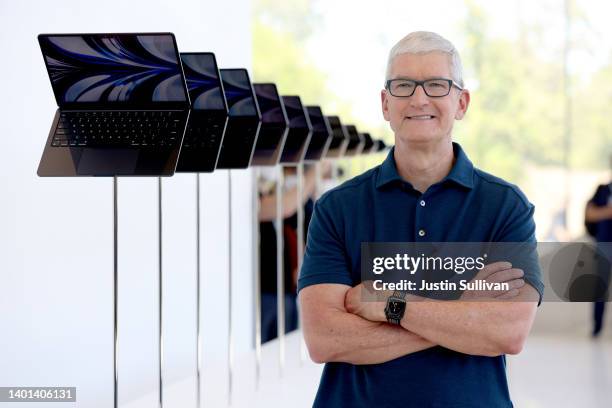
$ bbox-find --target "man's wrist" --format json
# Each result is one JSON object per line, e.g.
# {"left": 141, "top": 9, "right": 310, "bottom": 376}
{"left": 384, "top": 291, "right": 408, "bottom": 324}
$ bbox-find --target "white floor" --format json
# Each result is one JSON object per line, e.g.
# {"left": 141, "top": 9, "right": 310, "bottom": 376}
{"left": 119, "top": 330, "right": 612, "bottom": 408}
{"left": 508, "top": 334, "right": 612, "bottom": 408}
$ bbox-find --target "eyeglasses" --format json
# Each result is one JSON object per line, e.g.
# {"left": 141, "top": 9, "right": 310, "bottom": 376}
{"left": 385, "top": 78, "right": 463, "bottom": 97}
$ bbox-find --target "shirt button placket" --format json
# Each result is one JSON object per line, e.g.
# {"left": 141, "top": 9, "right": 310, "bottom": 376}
{"left": 416, "top": 196, "right": 427, "bottom": 239}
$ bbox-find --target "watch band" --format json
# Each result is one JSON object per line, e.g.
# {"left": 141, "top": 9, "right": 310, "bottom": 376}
{"left": 392, "top": 290, "right": 407, "bottom": 299}
{"left": 385, "top": 291, "right": 407, "bottom": 325}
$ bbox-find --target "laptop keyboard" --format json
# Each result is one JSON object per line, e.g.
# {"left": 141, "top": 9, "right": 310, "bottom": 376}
{"left": 182, "top": 116, "right": 225, "bottom": 149}
{"left": 52, "top": 111, "right": 185, "bottom": 148}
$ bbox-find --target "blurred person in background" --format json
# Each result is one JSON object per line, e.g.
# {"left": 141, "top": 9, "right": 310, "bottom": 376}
{"left": 585, "top": 154, "right": 612, "bottom": 337}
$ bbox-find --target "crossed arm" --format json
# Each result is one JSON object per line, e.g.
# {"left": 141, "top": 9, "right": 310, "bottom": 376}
{"left": 299, "top": 283, "right": 435, "bottom": 364}
{"left": 299, "top": 267, "right": 539, "bottom": 365}
{"left": 585, "top": 202, "right": 612, "bottom": 223}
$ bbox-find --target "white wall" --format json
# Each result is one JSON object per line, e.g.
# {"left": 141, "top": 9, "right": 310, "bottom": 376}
{"left": 0, "top": 1, "right": 254, "bottom": 407}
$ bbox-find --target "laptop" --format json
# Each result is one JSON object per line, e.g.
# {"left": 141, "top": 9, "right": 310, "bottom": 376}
{"left": 343, "top": 124, "right": 365, "bottom": 157}
{"left": 279, "top": 96, "right": 312, "bottom": 164}
{"left": 324, "top": 115, "right": 350, "bottom": 159}
{"left": 360, "top": 132, "right": 374, "bottom": 154}
{"left": 216, "top": 68, "right": 261, "bottom": 169}
{"left": 374, "top": 139, "right": 389, "bottom": 153}
{"left": 176, "top": 52, "right": 228, "bottom": 173}
{"left": 37, "top": 33, "right": 190, "bottom": 176}
{"left": 251, "top": 83, "right": 288, "bottom": 166}
{"left": 303, "top": 106, "right": 333, "bottom": 163}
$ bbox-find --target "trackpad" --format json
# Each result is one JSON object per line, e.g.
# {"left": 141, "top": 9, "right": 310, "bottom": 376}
{"left": 77, "top": 148, "right": 139, "bottom": 176}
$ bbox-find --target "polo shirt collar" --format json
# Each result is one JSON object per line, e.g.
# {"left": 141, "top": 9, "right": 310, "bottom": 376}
{"left": 375, "top": 142, "right": 474, "bottom": 190}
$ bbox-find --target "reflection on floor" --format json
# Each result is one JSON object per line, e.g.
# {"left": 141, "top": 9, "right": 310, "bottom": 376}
{"left": 124, "top": 332, "right": 612, "bottom": 408}
{"left": 509, "top": 335, "right": 612, "bottom": 408}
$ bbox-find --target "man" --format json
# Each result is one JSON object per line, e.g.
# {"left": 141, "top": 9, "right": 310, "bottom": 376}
{"left": 585, "top": 156, "right": 612, "bottom": 337}
{"left": 298, "top": 31, "right": 543, "bottom": 407}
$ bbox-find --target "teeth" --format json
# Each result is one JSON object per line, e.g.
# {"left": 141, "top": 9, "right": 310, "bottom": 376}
{"left": 408, "top": 115, "right": 433, "bottom": 120}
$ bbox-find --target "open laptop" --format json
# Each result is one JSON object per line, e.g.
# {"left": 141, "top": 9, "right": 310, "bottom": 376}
{"left": 374, "top": 139, "right": 389, "bottom": 153}
{"left": 324, "top": 115, "right": 350, "bottom": 159}
{"left": 176, "top": 52, "right": 228, "bottom": 173}
{"left": 37, "top": 33, "right": 190, "bottom": 176}
{"left": 343, "top": 124, "right": 365, "bottom": 157}
{"left": 303, "top": 106, "right": 333, "bottom": 163}
{"left": 251, "top": 83, "right": 288, "bottom": 166}
{"left": 216, "top": 68, "right": 261, "bottom": 169}
{"left": 279, "top": 96, "right": 312, "bottom": 164}
{"left": 360, "top": 132, "right": 374, "bottom": 154}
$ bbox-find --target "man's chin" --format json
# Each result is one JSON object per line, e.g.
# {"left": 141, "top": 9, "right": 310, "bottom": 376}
{"left": 395, "top": 133, "right": 446, "bottom": 145}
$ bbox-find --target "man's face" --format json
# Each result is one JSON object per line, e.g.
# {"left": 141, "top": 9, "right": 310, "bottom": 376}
{"left": 381, "top": 52, "right": 470, "bottom": 145}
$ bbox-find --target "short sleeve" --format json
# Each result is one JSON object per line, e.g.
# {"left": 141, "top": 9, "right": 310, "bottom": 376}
{"left": 495, "top": 195, "right": 545, "bottom": 305}
{"left": 297, "top": 196, "right": 353, "bottom": 293}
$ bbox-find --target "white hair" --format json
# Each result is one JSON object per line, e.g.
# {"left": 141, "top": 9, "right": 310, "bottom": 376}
{"left": 385, "top": 31, "right": 464, "bottom": 88}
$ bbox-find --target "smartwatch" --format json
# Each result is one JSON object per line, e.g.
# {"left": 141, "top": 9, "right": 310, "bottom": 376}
{"left": 384, "top": 290, "right": 407, "bottom": 325}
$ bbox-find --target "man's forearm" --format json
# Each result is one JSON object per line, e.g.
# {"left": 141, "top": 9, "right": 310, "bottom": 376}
{"left": 304, "top": 308, "right": 435, "bottom": 365}
{"left": 585, "top": 204, "right": 612, "bottom": 222}
{"left": 400, "top": 286, "right": 538, "bottom": 356}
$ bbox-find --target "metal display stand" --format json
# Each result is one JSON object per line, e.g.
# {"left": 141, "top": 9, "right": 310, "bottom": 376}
{"left": 196, "top": 173, "right": 203, "bottom": 408}
{"left": 296, "top": 163, "right": 305, "bottom": 364}
{"left": 227, "top": 170, "right": 234, "bottom": 406}
{"left": 275, "top": 165, "right": 285, "bottom": 375}
{"left": 111, "top": 176, "right": 165, "bottom": 408}
{"left": 113, "top": 177, "right": 118, "bottom": 408}
{"left": 252, "top": 168, "right": 262, "bottom": 389}
{"left": 158, "top": 177, "right": 164, "bottom": 408}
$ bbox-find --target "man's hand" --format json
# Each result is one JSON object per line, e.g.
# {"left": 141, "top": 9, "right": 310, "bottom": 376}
{"left": 344, "top": 281, "right": 390, "bottom": 322}
{"left": 460, "top": 261, "right": 525, "bottom": 300}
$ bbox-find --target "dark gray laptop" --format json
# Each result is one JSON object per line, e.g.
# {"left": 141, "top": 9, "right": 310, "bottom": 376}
{"left": 37, "top": 32, "right": 190, "bottom": 176}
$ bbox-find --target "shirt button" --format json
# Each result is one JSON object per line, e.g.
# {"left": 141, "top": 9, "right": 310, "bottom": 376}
{"left": 420, "top": 200, "right": 426, "bottom": 207}
{"left": 418, "top": 229, "right": 426, "bottom": 237}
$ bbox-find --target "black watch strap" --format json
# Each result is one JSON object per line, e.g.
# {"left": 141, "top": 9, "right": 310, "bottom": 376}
{"left": 392, "top": 290, "right": 407, "bottom": 300}
{"left": 385, "top": 291, "right": 407, "bottom": 325}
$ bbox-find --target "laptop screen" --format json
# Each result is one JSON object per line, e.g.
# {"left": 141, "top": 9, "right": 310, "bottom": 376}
{"left": 325, "top": 115, "right": 348, "bottom": 157}
{"left": 219, "top": 69, "right": 258, "bottom": 117}
{"left": 344, "top": 124, "right": 363, "bottom": 155}
{"left": 304, "top": 106, "right": 331, "bottom": 162}
{"left": 362, "top": 132, "right": 374, "bottom": 152}
{"left": 282, "top": 96, "right": 309, "bottom": 128}
{"left": 180, "top": 53, "right": 226, "bottom": 112}
{"left": 253, "top": 83, "right": 286, "bottom": 125}
{"left": 306, "top": 106, "right": 327, "bottom": 133}
{"left": 38, "top": 33, "right": 189, "bottom": 108}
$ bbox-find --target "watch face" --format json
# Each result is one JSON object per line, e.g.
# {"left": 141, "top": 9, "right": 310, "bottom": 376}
{"left": 388, "top": 300, "right": 406, "bottom": 315}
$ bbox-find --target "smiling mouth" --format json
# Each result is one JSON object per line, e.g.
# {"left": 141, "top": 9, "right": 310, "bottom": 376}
{"left": 406, "top": 115, "right": 436, "bottom": 120}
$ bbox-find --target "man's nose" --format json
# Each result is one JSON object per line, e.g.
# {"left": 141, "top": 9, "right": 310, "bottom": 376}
{"left": 409, "top": 84, "right": 430, "bottom": 107}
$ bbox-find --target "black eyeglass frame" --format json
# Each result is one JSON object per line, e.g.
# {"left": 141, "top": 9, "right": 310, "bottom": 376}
{"left": 385, "top": 78, "right": 464, "bottom": 97}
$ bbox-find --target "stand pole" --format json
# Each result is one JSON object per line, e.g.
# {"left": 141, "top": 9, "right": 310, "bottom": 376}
{"left": 253, "top": 168, "right": 262, "bottom": 389}
{"left": 276, "top": 165, "right": 285, "bottom": 376}
{"left": 196, "top": 173, "right": 202, "bottom": 408}
{"left": 158, "top": 177, "right": 163, "bottom": 408}
{"left": 113, "top": 176, "right": 118, "bottom": 408}
{"left": 227, "top": 171, "right": 233, "bottom": 405}
{"left": 296, "top": 164, "right": 305, "bottom": 364}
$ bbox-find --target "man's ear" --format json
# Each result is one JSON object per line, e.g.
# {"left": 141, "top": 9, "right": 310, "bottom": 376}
{"left": 455, "top": 89, "right": 470, "bottom": 120}
{"left": 381, "top": 89, "right": 390, "bottom": 121}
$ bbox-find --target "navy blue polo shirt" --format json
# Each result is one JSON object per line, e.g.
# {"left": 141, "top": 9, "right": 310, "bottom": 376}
{"left": 298, "top": 142, "right": 544, "bottom": 408}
